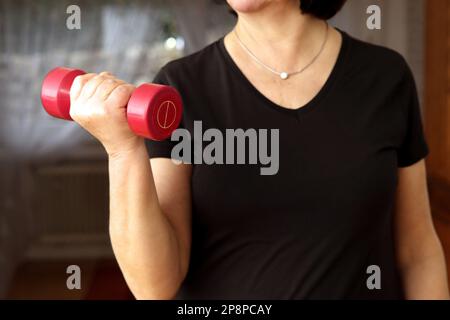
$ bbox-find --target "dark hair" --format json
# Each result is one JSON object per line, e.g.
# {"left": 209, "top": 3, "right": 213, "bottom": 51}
{"left": 300, "top": 0, "right": 347, "bottom": 20}
{"left": 214, "top": 0, "right": 347, "bottom": 20}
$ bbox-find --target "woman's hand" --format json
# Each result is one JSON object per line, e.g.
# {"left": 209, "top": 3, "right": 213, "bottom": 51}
{"left": 69, "top": 72, "right": 141, "bottom": 156}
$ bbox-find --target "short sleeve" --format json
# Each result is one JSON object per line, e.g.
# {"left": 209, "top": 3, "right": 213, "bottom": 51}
{"left": 396, "top": 63, "right": 429, "bottom": 167}
{"left": 144, "top": 66, "right": 180, "bottom": 159}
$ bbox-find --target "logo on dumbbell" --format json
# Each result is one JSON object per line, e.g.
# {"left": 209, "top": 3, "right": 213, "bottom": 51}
{"left": 156, "top": 100, "right": 177, "bottom": 129}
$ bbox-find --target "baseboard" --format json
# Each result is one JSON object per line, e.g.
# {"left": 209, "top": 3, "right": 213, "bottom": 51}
{"left": 25, "top": 233, "right": 114, "bottom": 260}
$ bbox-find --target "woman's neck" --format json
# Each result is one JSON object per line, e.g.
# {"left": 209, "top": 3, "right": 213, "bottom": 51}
{"left": 232, "top": 1, "right": 326, "bottom": 71}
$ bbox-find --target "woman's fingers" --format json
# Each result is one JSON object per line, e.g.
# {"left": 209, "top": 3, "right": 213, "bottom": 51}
{"left": 95, "top": 78, "right": 126, "bottom": 101}
{"left": 106, "top": 84, "right": 135, "bottom": 108}
{"left": 69, "top": 71, "right": 135, "bottom": 122}
{"left": 70, "top": 73, "right": 96, "bottom": 102}
{"left": 78, "top": 73, "right": 112, "bottom": 101}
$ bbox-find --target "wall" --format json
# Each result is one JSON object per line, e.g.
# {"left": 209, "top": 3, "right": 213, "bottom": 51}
{"left": 425, "top": 0, "right": 450, "bottom": 215}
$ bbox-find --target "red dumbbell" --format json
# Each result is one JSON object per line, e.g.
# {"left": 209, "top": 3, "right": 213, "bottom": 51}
{"left": 41, "top": 67, "right": 182, "bottom": 141}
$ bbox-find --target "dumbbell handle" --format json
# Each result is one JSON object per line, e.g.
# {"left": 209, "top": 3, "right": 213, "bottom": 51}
{"left": 41, "top": 67, "right": 182, "bottom": 141}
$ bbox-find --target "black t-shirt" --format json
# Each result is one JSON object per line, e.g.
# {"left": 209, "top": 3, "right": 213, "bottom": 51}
{"left": 145, "top": 30, "right": 428, "bottom": 299}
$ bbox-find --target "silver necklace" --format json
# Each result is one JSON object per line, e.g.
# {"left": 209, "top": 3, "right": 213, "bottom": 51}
{"left": 233, "top": 23, "right": 329, "bottom": 80}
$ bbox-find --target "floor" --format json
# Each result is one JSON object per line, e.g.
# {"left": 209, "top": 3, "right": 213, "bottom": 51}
{"left": 7, "top": 258, "right": 133, "bottom": 300}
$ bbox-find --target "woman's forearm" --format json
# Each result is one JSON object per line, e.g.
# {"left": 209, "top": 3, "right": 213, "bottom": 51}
{"left": 108, "top": 140, "right": 183, "bottom": 299}
{"left": 399, "top": 236, "right": 449, "bottom": 300}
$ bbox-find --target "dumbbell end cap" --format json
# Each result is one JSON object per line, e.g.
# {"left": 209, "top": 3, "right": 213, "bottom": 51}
{"left": 41, "top": 67, "right": 86, "bottom": 120}
{"left": 127, "top": 84, "right": 183, "bottom": 141}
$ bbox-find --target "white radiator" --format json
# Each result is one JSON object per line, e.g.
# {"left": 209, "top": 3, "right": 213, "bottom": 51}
{"left": 27, "top": 161, "right": 113, "bottom": 259}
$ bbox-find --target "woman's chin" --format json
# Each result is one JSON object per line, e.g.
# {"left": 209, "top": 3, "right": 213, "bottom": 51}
{"left": 227, "top": 0, "right": 269, "bottom": 13}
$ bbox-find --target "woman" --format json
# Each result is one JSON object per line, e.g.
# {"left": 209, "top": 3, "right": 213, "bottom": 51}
{"left": 68, "top": 0, "right": 449, "bottom": 299}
